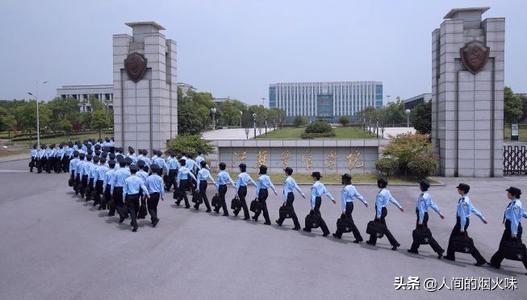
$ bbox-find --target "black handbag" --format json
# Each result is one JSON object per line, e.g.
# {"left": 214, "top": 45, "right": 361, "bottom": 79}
{"left": 191, "top": 191, "right": 202, "bottom": 204}
{"left": 231, "top": 196, "right": 241, "bottom": 210}
{"left": 452, "top": 234, "right": 474, "bottom": 253}
{"left": 502, "top": 240, "right": 527, "bottom": 261}
{"left": 137, "top": 203, "right": 148, "bottom": 219}
{"left": 366, "top": 220, "right": 386, "bottom": 238}
{"left": 305, "top": 211, "right": 321, "bottom": 228}
{"left": 337, "top": 216, "right": 353, "bottom": 233}
{"left": 211, "top": 194, "right": 220, "bottom": 207}
{"left": 279, "top": 205, "right": 293, "bottom": 219}
{"left": 412, "top": 226, "right": 432, "bottom": 245}
{"left": 250, "top": 198, "right": 261, "bottom": 213}
{"left": 68, "top": 176, "right": 74, "bottom": 187}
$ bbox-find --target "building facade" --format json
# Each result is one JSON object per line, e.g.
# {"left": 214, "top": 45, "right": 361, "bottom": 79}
{"left": 56, "top": 84, "right": 113, "bottom": 112}
{"left": 403, "top": 93, "right": 432, "bottom": 110}
{"left": 269, "top": 81, "right": 382, "bottom": 122}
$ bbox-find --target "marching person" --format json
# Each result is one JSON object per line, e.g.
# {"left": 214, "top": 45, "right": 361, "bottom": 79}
{"left": 215, "top": 162, "right": 235, "bottom": 216}
{"left": 175, "top": 158, "right": 197, "bottom": 208}
{"left": 29, "top": 144, "right": 38, "bottom": 172}
{"left": 146, "top": 164, "right": 165, "bottom": 227}
{"left": 79, "top": 154, "right": 91, "bottom": 199}
{"left": 333, "top": 173, "right": 367, "bottom": 242}
{"left": 489, "top": 187, "right": 527, "bottom": 271}
{"left": 68, "top": 151, "right": 79, "bottom": 191}
{"left": 196, "top": 160, "right": 215, "bottom": 212}
{"left": 276, "top": 167, "right": 305, "bottom": 230}
{"left": 407, "top": 180, "right": 445, "bottom": 258}
{"left": 94, "top": 157, "right": 108, "bottom": 208}
{"left": 195, "top": 152, "right": 205, "bottom": 169}
{"left": 444, "top": 183, "right": 488, "bottom": 266}
{"left": 366, "top": 178, "right": 404, "bottom": 250}
{"left": 235, "top": 163, "right": 258, "bottom": 220}
{"left": 74, "top": 152, "right": 85, "bottom": 195}
{"left": 111, "top": 158, "right": 131, "bottom": 222}
{"left": 103, "top": 160, "right": 117, "bottom": 212}
{"left": 303, "top": 171, "right": 335, "bottom": 236}
{"left": 86, "top": 156, "right": 99, "bottom": 202}
{"left": 123, "top": 165, "right": 149, "bottom": 232}
{"left": 166, "top": 152, "right": 179, "bottom": 191}
{"left": 37, "top": 144, "right": 47, "bottom": 173}
{"left": 253, "top": 165, "right": 278, "bottom": 225}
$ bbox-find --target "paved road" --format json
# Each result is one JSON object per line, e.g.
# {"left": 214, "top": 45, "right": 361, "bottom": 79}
{"left": 0, "top": 159, "right": 525, "bottom": 299}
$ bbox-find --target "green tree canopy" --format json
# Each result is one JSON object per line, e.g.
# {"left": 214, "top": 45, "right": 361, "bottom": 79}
{"left": 410, "top": 101, "right": 431, "bottom": 134}
{"left": 504, "top": 86, "right": 523, "bottom": 124}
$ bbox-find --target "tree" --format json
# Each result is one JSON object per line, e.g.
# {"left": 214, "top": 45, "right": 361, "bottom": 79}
{"left": 166, "top": 135, "right": 214, "bottom": 157}
{"left": 0, "top": 107, "right": 17, "bottom": 137}
{"left": 293, "top": 116, "right": 307, "bottom": 127}
{"left": 382, "top": 100, "right": 405, "bottom": 126}
{"left": 410, "top": 101, "right": 432, "bottom": 134}
{"left": 59, "top": 119, "right": 73, "bottom": 137}
{"left": 91, "top": 110, "right": 109, "bottom": 139}
{"left": 267, "top": 108, "right": 285, "bottom": 128}
{"left": 338, "top": 116, "right": 350, "bottom": 127}
{"left": 504, "top": 87, "right": 523, "bottom": 124}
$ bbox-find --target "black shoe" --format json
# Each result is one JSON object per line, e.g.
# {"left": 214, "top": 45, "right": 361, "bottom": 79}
{"left": 275, "top": 220, "right": 282, "bottom": 226}
{"left": 353, "top": 239, "right": 362, "bottom": 244}
{"left": 407, "top": 249, "right": 419, "bottom": 254}
{"left": 223, "top": 213, "right": 229, "bottom": 217}
{"left": 366, "top": 240, "right": 375, "bottom": 246}
{"left": 132, "top": 227, "right": 138, "bottom": 232}
{"left": 323, "top": 232, "right": 329, "bottom": 237}
{"left": 264, "top": 222, "right": 271, "bottom": 225}
{"left": 332, "top": 233, "right": 341, "bottom": 239}
{"left": 303, "top": 228, "right": 311, "bottom": 232}
{"left": 292, "top": 227, "right": 300, "bottom": 231}
{"left": 437, "top": 253, "right": 443, "bottom": 259}
{"left": 252, "top": 216, "right": 258, "bottom": 222}
{"left": 175, "top": 201, "right": 180, "bottom": 206}
{"left": 475, "top": 260, "right": 486, "bottom": 267}
{"left": 443, "top": 256, "right": 455, "bottom": 261}
{"left": 185, "top": 205, "right": 190, "bottom": 209}
{"left": 206, "top": 209, "right": 212, "bottom": 213}
{"left": 119, "top": 216, "right": 125, "bottom": 224}
{"left": 392, "top": 246, "right": 399, "bottom": 251}
{"left": 152, "top": 218, "right": 159, "bottom": 227}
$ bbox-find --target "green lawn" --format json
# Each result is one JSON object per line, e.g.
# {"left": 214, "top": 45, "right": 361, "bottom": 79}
{"left": 504, "top": 125, "right": 527, "bottom": 142}
{"left": 257, "top": 127, "right": 375, "bottom": 139}
{"left": 13, "top": 133, "right": 111, "bottom": 147}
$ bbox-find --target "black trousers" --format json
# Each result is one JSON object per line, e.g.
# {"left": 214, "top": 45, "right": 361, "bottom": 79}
{"left": 215, "top": 184, "right": 229, "bottom": 215}
{"left": 86, "top": 178, "right": 94, "bottom": 200}
{"left": 125, "top": 194, "right": 140, "bottom": 229}
{"left": 111, "top": 186, "right": 125, "bottom": 218}
{"left": 277, "top": 192, "right": 300, "bottom": 228}
{"left": 94, "top": 180, "right": 103, "bottom": 204}
{"left": 409, "top": 209, "right": 443, "bottom": 254}
{"left": 304, "top": 197, "right": 329, "bottom": 235}
{"left": 80, "top": 175, "right": 89, "bottom": 198}
{"left": 62, "top": 157, "right": 69, "bottom": 173}
{"left": 446, "top": 217, "right": 486, "bottom": 262}
{"left": 29, "top": 157, "right": 36, "bottom": 172}
{"left": 148, "top": 192, "right": 160, "bottom": 223}
{"left": 236, "top": 186, "right": 250, "bottom": 219}
{"left": 197, "top": 180, "right": 211, "bottom": 211}
{"left": 490, "top": 221, "right": 527, "bottom": 269}
{"left": 368, "top": 206, "right": 399, "bottom": 247}
{"left": 74, "top": 174, "right": 80, "bottom": 194}
{"left": 254, "top": 189, "right": 270, "bottom": 223}
{"left": 176, "top": 179, "right": 190, "bottom": 207}
{"left": 54, "top": 157, "right": 61, "bottom": 173}
{"left": 334, "top": 202, "right": 363, "bottom": 241}
{"left": 38, "top": 157, "right": 46, "bottom": 173}
{"left": 167, "top": 169, "right": 177, "bottom": 191}
{"left": 103, "top": 184, "right": 112, "bottom": 209}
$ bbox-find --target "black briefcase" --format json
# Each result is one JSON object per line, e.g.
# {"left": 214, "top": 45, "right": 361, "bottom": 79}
{"left": 412, "top": 227, "right": 432, "bottom": 245}
{"left": 231, "top": 196, "right": 241, "bottom": 210}
{"left": 452, "top": 234, "right": 474, "bottom": 253}
{"left": 279, "top": 205, "right": 293, "bottom": 219}
{"left": 366, "top": 220, "right": 385, "bottom": 238}
{"left": 305, "top": 211, "right": 320, "bottom": 228}
{"left": 502, "top": 240, "right": 527, "bottom": 261}
{"left": 211, "top": 194, "right": 220, "bottom": 207}
{"left": 191, "top": 191, "right": 202, "bottom": 204}
{"left": 337, "top": 217, "right": 353, "bottom": 233}
{"left": 137, "top": 203, "right": 148, "bottom": 219}
{"left": 68, "top": 176, "right": 74, "bottom": 187}
{"left": 250, "top": 199, "right": 262, "bottom": 213}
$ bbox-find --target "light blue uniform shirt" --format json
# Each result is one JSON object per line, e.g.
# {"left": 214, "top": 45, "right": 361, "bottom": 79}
{"left": 197, "top": 168, "right": 215, "bottom": 183}
{"left": 96, "top": 165, "right": 109, "bottom": 182}
{"left": 456, "top": 196, "right": 485, "bottom": 230}
{"left": 256, "top": 174, "right": 277, "bottom": 195}
{"left": 283, "top": 176, "right": 304, "bottom": 201}
{"left": 124, "top": 175, "right": 148, "bottom": 198}
{"left": 136, "top": 170, "right": 148, "bottom": 183}
{"left": 195, "top": 155, "right": 205, "bottom": 168}
{"left": 167, "top": 157, "right": 179, "bottom": 170}
{"left": 104, "top": 168, "right": 116, "bottom": 187}
{"left": 341, "top": 185, "right": 367, "bottom": 212}
{"left": 310, "top": 181, "right": 335, "bottom": 208}
{"left": 215, "top": 170, "right": 235, "bottom": 188}
{"left": 177, "top": 166, "right": 197, "bottom": 185}
{"left": 416, "top": 192, "right": 441, "bottom": 224}
{"left": 153, "top": 156, "right": 167, "bottom": 172}
{"left": 80, "top": 160, "right": 90, "bottom": 177}
{"left": 90, "top": 163, "right": 99, "bottom": 181}
{"left": 375, "top": 188, "right": 402, "bottom": 218}
{"left": 146, "top": 174, "right": 165, "bottom": 198}
{"left": 69, "top": 158, "right": 79, "bottom": 174}
{"left": 31, "top": 149, "right": 37, "bottom": 158}
{"left": 185, "top": 158, "right": 197, "bottom": 172}
{"left": 504, "top": 199, "right": 525, "bottom": 236}
{"left": 56, "top": 148, "right": 65, "bottom": 160}
{"left": 235, "top": 172, "right": 257, "bottom": 191}
{"left": 112, "top": 168, "right": 131, "bottom": 191}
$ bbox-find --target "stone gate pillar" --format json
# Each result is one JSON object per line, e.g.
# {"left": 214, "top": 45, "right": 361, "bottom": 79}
{"left": 432, "top": 7, "right": 504, "bottom": 177}
{"left": 113, "top": 21, "right": 178, "bottom": 152}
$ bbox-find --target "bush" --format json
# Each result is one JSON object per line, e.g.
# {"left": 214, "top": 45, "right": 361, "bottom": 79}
{"left": 408, "top": 157, "right": 437, "bottom": 180}
{"left": 166, "top": 134, "right": 214, "bottom": 157}
{"left": 305, "top": 120, "right": 333, "bottom": 134}
{"left": 293, "top": 116, "right": 308, "bottom": 127}
{"left": 375, "top": 157, "right": 398, "bottom": 176}
{"left": 338, "top": 116, "right": 350, "bottom": 127}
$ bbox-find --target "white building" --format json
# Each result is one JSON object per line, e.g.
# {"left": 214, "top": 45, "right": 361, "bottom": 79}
{"left": 56, "top": 84, "right": 113, "bottom": 112}
{"left": 269, "top": 81, "right": 383, "bottom": 122}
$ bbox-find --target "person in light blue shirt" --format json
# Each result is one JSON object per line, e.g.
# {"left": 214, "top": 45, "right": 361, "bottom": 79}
{"left": 86, "top": 156, "right": 99, "bottom": 202}
{"left": 408, "top": 180, "right": 445, "bottom": 257}
{"left": 214, "top": 162, "right": 235, "bottom": 216}
{"left": 185, "top": 155, "right": 197, "bottom": 174}
{"left": 276, "top": 167, "right": 305, "bottom": 230}
{"left": 196, "top": 160, "right": 215, "bottom": 212}
{"left": 68, "top": 151, "right": 79, "bottom": 191}
{"left": 490, "top": 187, "right": 527, "bottom": 271}
{"left": 195, "top": 152, "right": 205, "bottom": 170}
{"left": 175, "top": 158, "right": 197, "bottom": 208}
{"left": 30, "top": 144, "right": 38, "bottom": 172}
{"left": 234, "top": 163, "right": 258, "bottom": 219}
{"left": 111, "top": 159, "right": 131, "bottom": 221}
{"left": 444, "top": 183, "right": 487, "bottom": 265}
{"left": 94, "top": 157, "right": 109, "bottom": 209}
{"left": 252, "top": 165, "right": 278, "bottom": 225}
{"left": 79, "top": 155, "right": 92, "bottom": 199}
{"left": 102, "top": 160, "right": 116, "bottom": 212}
{"left": 123, "top": 165, "right": 149, "bottom": 232}
{"left": 366, "top": 178, "right": 404, "bottom": 250}
{"left": 333, "top": 174, "right": 367, "bottom": 242}
{"left": 303, "top": 172, "right": 336, "bottom": 236}
{"left": 146, "top": 164, "right": 165, "bottom": 227}
{"left": 166, "top": 152, "right": 179, "bottom": 191}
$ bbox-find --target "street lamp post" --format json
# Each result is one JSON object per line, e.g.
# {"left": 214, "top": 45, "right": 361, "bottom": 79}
{"left": 27, "top": 80, "right": 47, "bottom": 148}
{"left": 210, "top": 107, "right": 217, "bottom": 130}
{"left": 405, "top": 109, "right": 411, "bottom": 128}
{"left": 239, "top": 111, "right": 243, "bottom": 128}
{"left": 252, "top": 113, "right": 257, "bottom": 138}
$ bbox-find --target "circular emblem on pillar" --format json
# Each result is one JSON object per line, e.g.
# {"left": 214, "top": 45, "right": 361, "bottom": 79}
{"left": 460, "top": 40, "right": 490, "bottom": 75}
{"left": 124, "top": 52, "right": 148, "bottom": 82}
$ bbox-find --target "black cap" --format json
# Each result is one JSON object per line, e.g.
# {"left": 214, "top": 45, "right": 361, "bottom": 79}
{"left": 456, "top": 183, "right": 470, "bottom": 193}
{"left": 506, "top": 187, "right": 522, "bottom": 198}
{"left": 284, "top": 167, "right": 293, "bottom": 175}
{"left": 259, "top": 165, "right": 267, "bottom": 174}
{"left": 311, "top": 171, "right": 322, "bottom": 179}
{"left": 239, "top": 163, "right": 247, "bottom": 168}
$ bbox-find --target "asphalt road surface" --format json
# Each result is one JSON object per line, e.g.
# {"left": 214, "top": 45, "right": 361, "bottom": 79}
{"left": 0, "top": 159, "right": 526, "bottom": 299}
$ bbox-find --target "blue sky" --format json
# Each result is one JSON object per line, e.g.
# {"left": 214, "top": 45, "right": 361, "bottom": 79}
{"left": 0, "top": 0, "right": 525, "bottom": 104}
